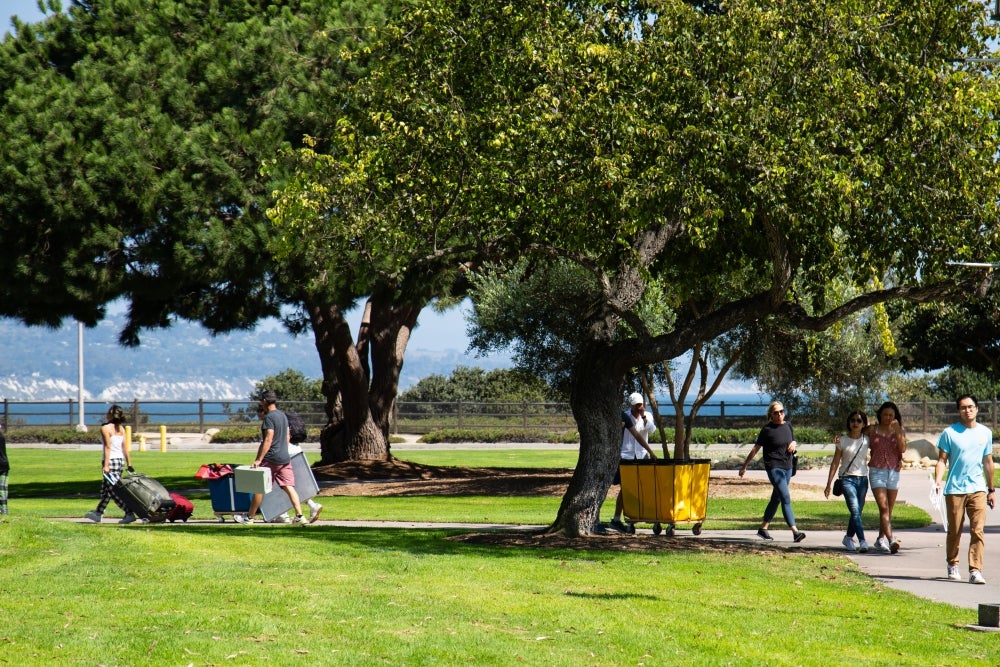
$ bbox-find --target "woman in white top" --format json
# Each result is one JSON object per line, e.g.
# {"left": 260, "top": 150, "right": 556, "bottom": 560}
{"left": 825, "top": 411, "right": 870, "bottom": 552}
{"left": 85, "top": 405, "right": 135, "bottom": 523}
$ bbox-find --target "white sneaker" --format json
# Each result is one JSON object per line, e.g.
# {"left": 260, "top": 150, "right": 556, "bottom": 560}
{"left": 119, "top": 513, "right": 137, "bottom": 524}
{"left": 85, "top": 511, "right": 103, "bottom": 523}
{"left": 874, "top": 537, "right": 892, "bottom": 553}
{"left": 233, "top": 514, "right": 254, "bottom": 525}
{"left": 858, "top": 540, "right": 869, "bottom": 553}
{"left": 308, "top": 503, "right": 324, "bottom": 524}
{"left": 272, "top": 514, "right": 291, "bottom": 524}
{"left": 841, "top": 536, "right": 857, "bottom": 552}
{"left": 291, "top": 514, "right": 307, "bottom": 525}
{"left": 947, "top": 564, "right": 961, "bottom": 581}
{"left": 970, "top": 569, "right": 987, "bottom": 585}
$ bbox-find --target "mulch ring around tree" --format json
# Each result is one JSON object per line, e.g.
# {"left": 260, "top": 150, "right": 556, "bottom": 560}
{"left": 312, "top": 458, "right": 827, "bottom": 553}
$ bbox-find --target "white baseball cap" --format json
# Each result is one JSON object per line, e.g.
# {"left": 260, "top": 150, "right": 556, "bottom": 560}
{"left": 628, "top": 392, "right": 644, "bottom": 406}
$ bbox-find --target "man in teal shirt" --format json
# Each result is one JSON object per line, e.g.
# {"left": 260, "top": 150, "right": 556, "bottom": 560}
{"left": 935, "top": 394, "right": 995, "bottom": 585}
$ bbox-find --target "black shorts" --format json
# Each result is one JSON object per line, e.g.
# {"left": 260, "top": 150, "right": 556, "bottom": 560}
{"left": 612, "top": 458, "right": 633, "bottom": 485}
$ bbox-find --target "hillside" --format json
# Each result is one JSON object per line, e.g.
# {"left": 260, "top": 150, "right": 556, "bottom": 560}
{"left": 0, "top": 317, "right": 508, "bottom": 401}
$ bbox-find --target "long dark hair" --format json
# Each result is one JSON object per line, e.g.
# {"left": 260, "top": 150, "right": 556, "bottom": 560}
{"left": 105, "top": 404, "right": 126, "bottom": 426}
{"left": 875, "top": 401, "right": 902, "bottom": 426}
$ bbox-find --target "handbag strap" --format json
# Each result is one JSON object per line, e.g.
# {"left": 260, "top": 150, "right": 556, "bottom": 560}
{"left": 838, "top": 435, "right": 866, "bottom": 478}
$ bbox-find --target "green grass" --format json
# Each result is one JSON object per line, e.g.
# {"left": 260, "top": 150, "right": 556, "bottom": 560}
{"left": 0, "top": 449, "right": 993, "bottom": 666}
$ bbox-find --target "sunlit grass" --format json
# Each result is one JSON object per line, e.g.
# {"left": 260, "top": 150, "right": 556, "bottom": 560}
{"left": 0, "top": 448, "right": 975, "bottom": 667}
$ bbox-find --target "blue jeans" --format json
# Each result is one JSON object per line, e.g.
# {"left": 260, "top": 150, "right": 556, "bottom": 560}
{"left": 763, "top": 467, "right": 796, "bottom": 527}
{"left": 840, "top": 475, "right": 868, "bottom": 542}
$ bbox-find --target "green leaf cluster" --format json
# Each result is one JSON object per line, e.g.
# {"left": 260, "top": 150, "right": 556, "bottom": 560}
{"left": 399, "top": 366, "right": 562, "bottom": 404}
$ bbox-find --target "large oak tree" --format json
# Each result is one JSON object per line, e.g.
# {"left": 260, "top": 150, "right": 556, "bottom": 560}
{"left": 274, "top": 0, "right": 1000, "bottom": 535}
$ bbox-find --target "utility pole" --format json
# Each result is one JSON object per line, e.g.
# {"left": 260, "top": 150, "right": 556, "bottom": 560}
{"left": 76, "top": 321, "right": 87, "bottom": 432}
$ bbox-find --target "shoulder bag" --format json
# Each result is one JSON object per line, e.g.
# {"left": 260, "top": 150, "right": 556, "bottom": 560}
{"left": 832, "top": 436, "right": 865, "bottom": 496}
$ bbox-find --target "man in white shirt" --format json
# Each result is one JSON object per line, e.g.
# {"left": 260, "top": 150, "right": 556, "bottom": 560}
{"left": 608, "top": 392, "right": 657, "bottom": 533}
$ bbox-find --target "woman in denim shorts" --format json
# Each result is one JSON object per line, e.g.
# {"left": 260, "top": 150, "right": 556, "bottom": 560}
{"left": 867, "top": 401, "right": 907, "bottom": 553}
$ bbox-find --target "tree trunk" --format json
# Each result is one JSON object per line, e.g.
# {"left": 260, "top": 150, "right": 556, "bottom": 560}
{"left": 545, "top": 347, "right": 623, "bottom": 537}
{"left": 368, "top": 298, "right": 421, "bottom": 440}
{"left": 308, "top": 300, "right": 390, "bottom": 462}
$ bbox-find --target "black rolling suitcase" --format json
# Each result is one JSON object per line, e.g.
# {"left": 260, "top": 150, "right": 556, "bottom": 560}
{"left": 111, "top": 471, "right": 176, "bottom": 523}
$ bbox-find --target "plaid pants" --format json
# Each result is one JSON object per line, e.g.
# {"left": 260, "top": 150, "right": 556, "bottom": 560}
{"left": 0, "top": 472, "right": 7, "bottom": 514}
{"left": 95, "top": 458, "right": 129, "bottom": 514}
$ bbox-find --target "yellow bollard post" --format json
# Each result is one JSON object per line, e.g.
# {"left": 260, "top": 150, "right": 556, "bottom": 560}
{"left": 159, "top": 425, "right": 167, "bottom": 452}
{"left": 125, "top": 425, "right": 132, "bottom": 450}
{"left": 139, "top": 434, "right": 147, "bottom": 452}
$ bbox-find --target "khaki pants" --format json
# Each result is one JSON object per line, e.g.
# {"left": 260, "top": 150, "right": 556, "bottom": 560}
{"left": 945, "top": 492, "right": 988, "bottom": 572}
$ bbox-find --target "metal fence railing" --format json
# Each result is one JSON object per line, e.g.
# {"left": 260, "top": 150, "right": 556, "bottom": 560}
{"left": 0, "top": 398, "right": 995, "bottom": 436}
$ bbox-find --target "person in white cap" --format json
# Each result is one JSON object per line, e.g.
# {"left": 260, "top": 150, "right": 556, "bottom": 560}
{"left": 606, "top": 391, "right": 657, "bottom": 533}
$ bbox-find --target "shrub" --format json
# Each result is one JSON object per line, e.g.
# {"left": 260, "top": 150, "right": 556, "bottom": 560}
{"left": 420, "top": 429, "right": 578, "bottom": 444}
{"left": 3, "top": 428, "right": 98, "bottom": 444}
{"left": 210, "top": 425, "right": 317, "bottom": 444}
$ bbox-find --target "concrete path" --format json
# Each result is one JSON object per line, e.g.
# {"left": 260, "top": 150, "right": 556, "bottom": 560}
{"left": 730, "top": 466, "right": 1000, "bottom": 612}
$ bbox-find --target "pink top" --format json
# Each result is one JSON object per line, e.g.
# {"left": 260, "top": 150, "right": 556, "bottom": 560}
{"left": 868, "top": 427, "right": 902, "bottom": 471}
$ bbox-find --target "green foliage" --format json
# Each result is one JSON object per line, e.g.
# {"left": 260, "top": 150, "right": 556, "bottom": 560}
{"left": 731, "top": 282, "right": 897, "bottom": 429}
{"left": 926, "top": 368, "right": 1000, "bottom": 402}
{"left": 399, "top": 366, "right": 562, "bottom": 404}
{"left": 467, "top": 260, "right": 606, "bottom": 393}
{"left": 1, "top": 428, "right": 101, "bottom": 445}
{"left": 419, "top": 428, "right": 579, "bottom": 444}
{"left": 886, "top": 368, "right": 1000, "bottom": 403}
{"left": 894, "top": 289, "right": 1000, "bottom": 379}
{"left": 251, "top": 368, "right": 324, "bottom": 403}
{"left": 211, "top": 424, "right": 314, "bottom": 444}
{"left": 0, "top": 0, "right": 399, "bottom": 338}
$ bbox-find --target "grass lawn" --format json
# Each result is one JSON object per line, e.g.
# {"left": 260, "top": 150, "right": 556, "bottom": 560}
{"left": 0, "top": 449, "right": 995, "bottom": 666}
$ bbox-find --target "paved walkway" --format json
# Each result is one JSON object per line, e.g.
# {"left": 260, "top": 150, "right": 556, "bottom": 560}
{"left": 728, "top": 467, "right": 1000, "bottom": 612}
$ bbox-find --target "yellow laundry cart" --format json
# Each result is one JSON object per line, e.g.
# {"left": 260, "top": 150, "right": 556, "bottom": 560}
{"left": 618, "top": 459, "right": 711, "bottom": 536}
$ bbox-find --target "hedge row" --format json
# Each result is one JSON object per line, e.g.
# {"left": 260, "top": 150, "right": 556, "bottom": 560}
{"left": 419, "top": 429, "right": 580, "bottom": 444}
{"left": 419, "top": 426, "right": 833, "bottom": 446}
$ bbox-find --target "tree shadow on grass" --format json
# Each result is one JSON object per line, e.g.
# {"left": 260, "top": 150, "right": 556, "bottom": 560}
{"left": 13, "top": 474, "right": 205, "bottom": 498}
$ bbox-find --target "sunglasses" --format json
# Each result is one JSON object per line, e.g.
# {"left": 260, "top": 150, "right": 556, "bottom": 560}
{"left": 771, "top": 409, "right": 785, "bottom": 415}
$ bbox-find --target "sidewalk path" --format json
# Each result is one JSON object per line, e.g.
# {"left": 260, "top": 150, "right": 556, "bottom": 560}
{"left": 729, "top": 467, "right": 1000, "bottom": 611}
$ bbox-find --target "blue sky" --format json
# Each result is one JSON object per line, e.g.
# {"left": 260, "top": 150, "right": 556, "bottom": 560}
{"left": 5, "top": 0, "right": 47, "bottom": 36}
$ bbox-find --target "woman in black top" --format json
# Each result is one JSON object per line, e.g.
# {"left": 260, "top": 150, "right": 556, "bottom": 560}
{"left": 739, "top": 401, "right": 806, "bottom": 542}
{"left": 0, "top": 424, "right": 8, "bottom": 517}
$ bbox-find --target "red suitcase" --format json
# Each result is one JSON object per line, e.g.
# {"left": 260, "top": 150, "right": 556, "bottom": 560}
{"left": 167, "top": 493, "right": 194, "bottom": 522}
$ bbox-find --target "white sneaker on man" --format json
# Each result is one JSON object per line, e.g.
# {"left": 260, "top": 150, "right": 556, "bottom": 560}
{"left": 947, "top": 564, "right": 961, "bottom": 581}
{"left": 970, "top": 569, "right": 986, "bottom": 585}
{"left": 841, "top": 536, "right": 857, "bottom": 552}
{"left": 308, "top": 503, "right": 324, "bottom": 524}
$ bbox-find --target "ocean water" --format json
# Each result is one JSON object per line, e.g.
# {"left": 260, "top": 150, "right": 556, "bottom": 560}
{"left": 651, "top": 393, "right": 773, "bottom": 418}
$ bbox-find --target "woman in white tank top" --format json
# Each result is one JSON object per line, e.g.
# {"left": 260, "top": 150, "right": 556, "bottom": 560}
{"left": 84, "top": 405, "right": 134, "bottom": 523}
